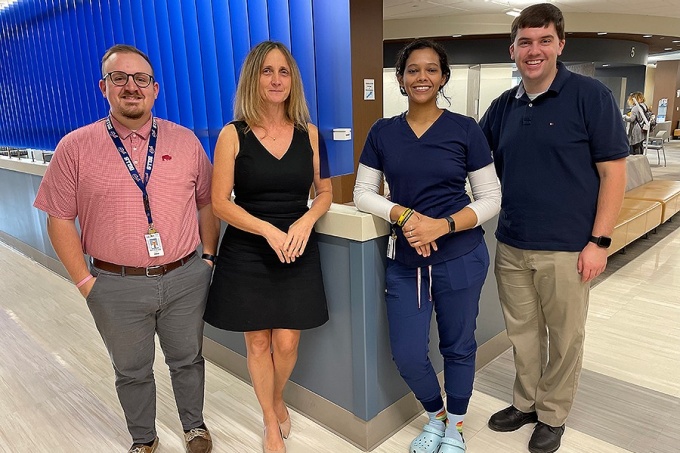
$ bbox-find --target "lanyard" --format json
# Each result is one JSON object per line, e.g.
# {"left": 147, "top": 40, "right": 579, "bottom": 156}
{"left": 105, "top": 116, "right": 159, "bottom": 232}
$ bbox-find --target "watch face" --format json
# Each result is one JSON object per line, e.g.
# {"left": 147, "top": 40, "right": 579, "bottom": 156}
{"left": 591, "top": 236, "right": 612, "bottom": 248}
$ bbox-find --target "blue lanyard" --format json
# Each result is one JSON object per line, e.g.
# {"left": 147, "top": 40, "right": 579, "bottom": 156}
{"left": 105, "top": 117, "right": 159, "bottom": 231}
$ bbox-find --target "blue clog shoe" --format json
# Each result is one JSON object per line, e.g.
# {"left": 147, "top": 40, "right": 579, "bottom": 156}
{"left": 438, "top": 436, "right": 466, "bottom": 453}
{"left": 410, "top": 424, "right": 445, "bottom": 453}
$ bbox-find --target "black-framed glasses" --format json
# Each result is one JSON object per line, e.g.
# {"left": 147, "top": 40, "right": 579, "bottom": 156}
{"left": 103, "top": 71, "right": 154, "bottom": 88}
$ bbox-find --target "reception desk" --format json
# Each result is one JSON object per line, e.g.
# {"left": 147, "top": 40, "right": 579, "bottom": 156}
{"left": 0, "top": 156, "right": 509, "bottom": 451}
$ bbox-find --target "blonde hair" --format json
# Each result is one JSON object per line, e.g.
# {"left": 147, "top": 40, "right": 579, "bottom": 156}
{"left": 234, "top": 41, "right": 311, "bottom": 131}
{"left": 628, "top": 91, "right": 645, "bottom": 105}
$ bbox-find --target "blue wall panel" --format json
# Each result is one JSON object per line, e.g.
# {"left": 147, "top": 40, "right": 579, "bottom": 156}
{"left": 0, "top": 0, "right": 353, "bottom": 176}
{"left": 140, "top": 0, "right": 167, "bottom": 120}
{"left": 289, "top": 0, "right": 318, "bottom": 125}
{"left": 229, "top": 0, "right": 251, "bottom": 82}
{"left": 153, "top": 0, "right": 180, "bottom": 124}
{"left": 267, "top": 0, "right": 291, "bottom": 48}
{"left": 180, "top": 0, "right": 209, "bottom": 152}
{"left": 247, "top": 0, "right": 269, "bottom": 49}
{"left": 166, "top": 0, "right": 193, "bottom": 128}
{"left": 312, "top": 0, "right": 354, "bottom": 176}
{"left": 196, "top": 1, "right": 224, "bottom": 157}
{"left": 118, "top": 0, "right": 135, "bottom": 45}
{"left": 211, "top": 0, "right": 237, "bottom": 127}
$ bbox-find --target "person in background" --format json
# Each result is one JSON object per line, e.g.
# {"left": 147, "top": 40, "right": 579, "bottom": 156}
{"left": 479, "top": 4, "right": 628, "bottom": 453}
{"left": 354, "top": 39, "right": 501, "bottom": 453}
{"left": 623, "top": 91, "right": 648, "bottom": 155}
{"left": 203, "top": 41, "right": 331, "bottom": 453}
{"left": 33, "top": 44, "right": 219, "bottom": 453}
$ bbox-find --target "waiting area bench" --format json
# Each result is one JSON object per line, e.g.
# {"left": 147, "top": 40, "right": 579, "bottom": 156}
{"left": 609, "top": 155, "right": 680, "bottom": 256}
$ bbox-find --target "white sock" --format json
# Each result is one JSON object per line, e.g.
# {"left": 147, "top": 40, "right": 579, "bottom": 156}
{"left": 445, "top": 412, "right": 464, "bottom": 442}
{"left": 426, "top": 407, "right": 447, "bottom": 432}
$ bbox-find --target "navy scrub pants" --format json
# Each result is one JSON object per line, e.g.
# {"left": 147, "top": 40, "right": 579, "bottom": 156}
{"left": 385, "top": 241, "right": 489, "bottom": 415}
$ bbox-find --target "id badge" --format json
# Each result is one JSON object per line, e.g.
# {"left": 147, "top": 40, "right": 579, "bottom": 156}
{"left": 145, "top": 232, "right": 165, "bottom": 257}
{"left": 386, "top": 229, "right": 396, "bottom": 260}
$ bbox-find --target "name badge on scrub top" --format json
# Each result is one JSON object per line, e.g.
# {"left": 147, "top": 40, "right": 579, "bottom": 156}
{"left": 387, "top": 228, "right": 397, "bottom": 260}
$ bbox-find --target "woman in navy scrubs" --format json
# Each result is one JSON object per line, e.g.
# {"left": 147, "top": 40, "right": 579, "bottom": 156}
{"left": 353, "top": 39, "right": 501, "bottom": 453}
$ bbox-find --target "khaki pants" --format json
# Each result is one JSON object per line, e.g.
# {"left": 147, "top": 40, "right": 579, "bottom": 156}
{"left": 495, "top": 242, "right": 590, "bottom": 427}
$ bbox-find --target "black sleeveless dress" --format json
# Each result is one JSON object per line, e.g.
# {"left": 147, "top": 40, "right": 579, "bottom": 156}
{"left": 204, "top": 121, "right": 329, "bottom": 332}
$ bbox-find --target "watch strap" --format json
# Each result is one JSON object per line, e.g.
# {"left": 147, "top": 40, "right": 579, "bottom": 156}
{"left": 446, "top": 216, "right": 456, "bottom": 234}
{"left": 589, "top": 236, "right": 611, "bottom": 248}
{"left": 201, "top": 253, "right": 217, "bottom": 263}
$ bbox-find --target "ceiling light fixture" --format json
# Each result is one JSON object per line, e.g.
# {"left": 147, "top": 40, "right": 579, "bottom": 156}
{"left": 665, "top": 47, "right": 673, "bottom": 51}
{"left": 505, "top": 9, "right": 521, "bottom": 17}
{"left": 451, "top": 34, "right": 462, "bottom": 38}
{"left": 0, "top": 0, "right": 19, "bottom": 10}
{"left": 597, "top": 32, "right": 607, "bottom": 35}
{"left": 642, "top": 35, "right": 653, "bottom": 38}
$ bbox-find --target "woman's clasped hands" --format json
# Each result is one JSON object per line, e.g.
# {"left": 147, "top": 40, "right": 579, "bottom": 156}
{"left": 264, "top": 217, "right": 314, "bottom": 263}
{"left": 402, "top": 211, "right": 447, "bottom": 257}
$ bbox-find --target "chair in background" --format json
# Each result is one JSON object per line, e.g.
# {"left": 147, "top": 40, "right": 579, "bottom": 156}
{"left": 644, "top": 130, "right": 669, "bottom": 167}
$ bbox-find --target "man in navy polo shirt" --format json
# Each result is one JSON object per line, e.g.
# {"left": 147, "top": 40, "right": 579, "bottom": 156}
{"left": 479, "top": 4, "right": 628, "bottom": 453}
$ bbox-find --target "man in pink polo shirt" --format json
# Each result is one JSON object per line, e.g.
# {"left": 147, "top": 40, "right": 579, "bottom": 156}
{"left": 34, "top": 44, "right": 219, "bottom": 453}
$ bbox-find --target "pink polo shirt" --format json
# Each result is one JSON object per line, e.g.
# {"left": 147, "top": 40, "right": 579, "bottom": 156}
{"left": 34, "top": 116, "right": 213, "bottom": 267}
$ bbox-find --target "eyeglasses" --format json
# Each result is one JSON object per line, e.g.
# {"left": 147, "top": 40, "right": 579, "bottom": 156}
{"left": 103, "top": 71, "right": 154, "bottom": 88}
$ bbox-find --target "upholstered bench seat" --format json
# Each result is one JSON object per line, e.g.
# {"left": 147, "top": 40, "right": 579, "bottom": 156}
{"left": 625, "top": 180, "right": 680, "bottom": 223}
{"left": 610, "top": 199, "right": 663, "bottom": 255}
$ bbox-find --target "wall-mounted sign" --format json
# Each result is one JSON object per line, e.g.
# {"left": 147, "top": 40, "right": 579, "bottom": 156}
{"left": 364, "top": 79, "right": 375, "bottom": 101}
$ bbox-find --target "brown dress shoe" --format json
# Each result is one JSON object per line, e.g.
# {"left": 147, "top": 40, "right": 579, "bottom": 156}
{"left": 128, "top": 437, "right": 159, "bottom": 453}
{"left": 184, "top": 427, "right": 213, "bottom": 453}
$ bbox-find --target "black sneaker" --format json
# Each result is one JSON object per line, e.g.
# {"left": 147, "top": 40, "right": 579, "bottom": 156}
{"left": 529, "top": 422, "right": 565, "bottom": 453}
{"left": 488, "top": 405, "right": 538, "bottom": 432}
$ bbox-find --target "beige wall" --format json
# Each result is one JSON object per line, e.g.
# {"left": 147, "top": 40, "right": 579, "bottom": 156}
{"left": 384, "top": 12, "right": 680, "bottom": 40}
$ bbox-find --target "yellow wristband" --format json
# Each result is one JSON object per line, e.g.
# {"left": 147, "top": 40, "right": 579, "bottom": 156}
{"left": 396, "top": 208, "right": 413, "bottom": 227}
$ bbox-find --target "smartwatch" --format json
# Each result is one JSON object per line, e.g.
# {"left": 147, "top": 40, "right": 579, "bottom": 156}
{"left": 201, "top": 253, "right": 217, "bottom": 263}
{"left": 589, "top": 236, "right": 612, "bottom": 249}
{"left": 446, "top": 216, "right": 456, "bottom": 234}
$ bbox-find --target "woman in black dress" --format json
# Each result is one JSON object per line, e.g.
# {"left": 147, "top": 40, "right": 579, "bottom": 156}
{"left": 204, "top": 41, "right": 331, "bottom": 453}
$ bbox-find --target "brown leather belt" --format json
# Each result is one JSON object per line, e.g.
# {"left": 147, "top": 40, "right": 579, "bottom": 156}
{"left": 92, "top": 251, "right": 196, "bottom": 277}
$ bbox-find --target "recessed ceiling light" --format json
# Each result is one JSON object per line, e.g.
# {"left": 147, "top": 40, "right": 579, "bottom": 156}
{"left": 602, "top": 64, "right": 610, "bottom": 67}
{"left": 506, "top": 10, "right": 520, "bottom": 17}
{"left": 643, "top": 35, "right": 653, "bottom": 38}
{"left": 451, "top": 34, "right": 462, "bottom": 38}
{"left": 597, "top": 32, "right": 607, "bottom": 35}
{"left": 665, "top": 47, "right": 673, "bottom": 51}
{"left": 673, "top": 40, "right": 680, "bottom": 43}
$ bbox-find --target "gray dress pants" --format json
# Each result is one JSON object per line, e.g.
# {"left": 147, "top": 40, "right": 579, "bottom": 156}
{"left": 87, "top": 254, "right": 213, "bottom": 444}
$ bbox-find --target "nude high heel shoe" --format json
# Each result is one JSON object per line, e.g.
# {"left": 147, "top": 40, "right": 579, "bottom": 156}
{"left": 263, "top": 425, "right": 286, "bottom": 453}
{"left": 279, "top": 407, "right": 291, "bottom": 439}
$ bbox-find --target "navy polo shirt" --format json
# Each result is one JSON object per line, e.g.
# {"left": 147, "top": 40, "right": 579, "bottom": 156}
{"left": 479, "top": 61, "right": 629, "bottom": 252}
{"left": 360, "top": 110, "right": 493, "bottom": 267}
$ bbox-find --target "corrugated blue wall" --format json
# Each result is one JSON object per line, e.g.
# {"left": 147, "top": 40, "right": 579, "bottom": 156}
{"left": 0, "top": 0, "right": 353, "bottom": 176}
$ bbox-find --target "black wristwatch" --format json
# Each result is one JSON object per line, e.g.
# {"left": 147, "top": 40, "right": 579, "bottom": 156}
{"left": 201, "top": 253, "right": 217, "bottom": 263}
{"left": 445, "top": 216, "right": 456, "bottom": 234}
{"left": 589, "top": 236, "right": 612, "bottom": 248}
